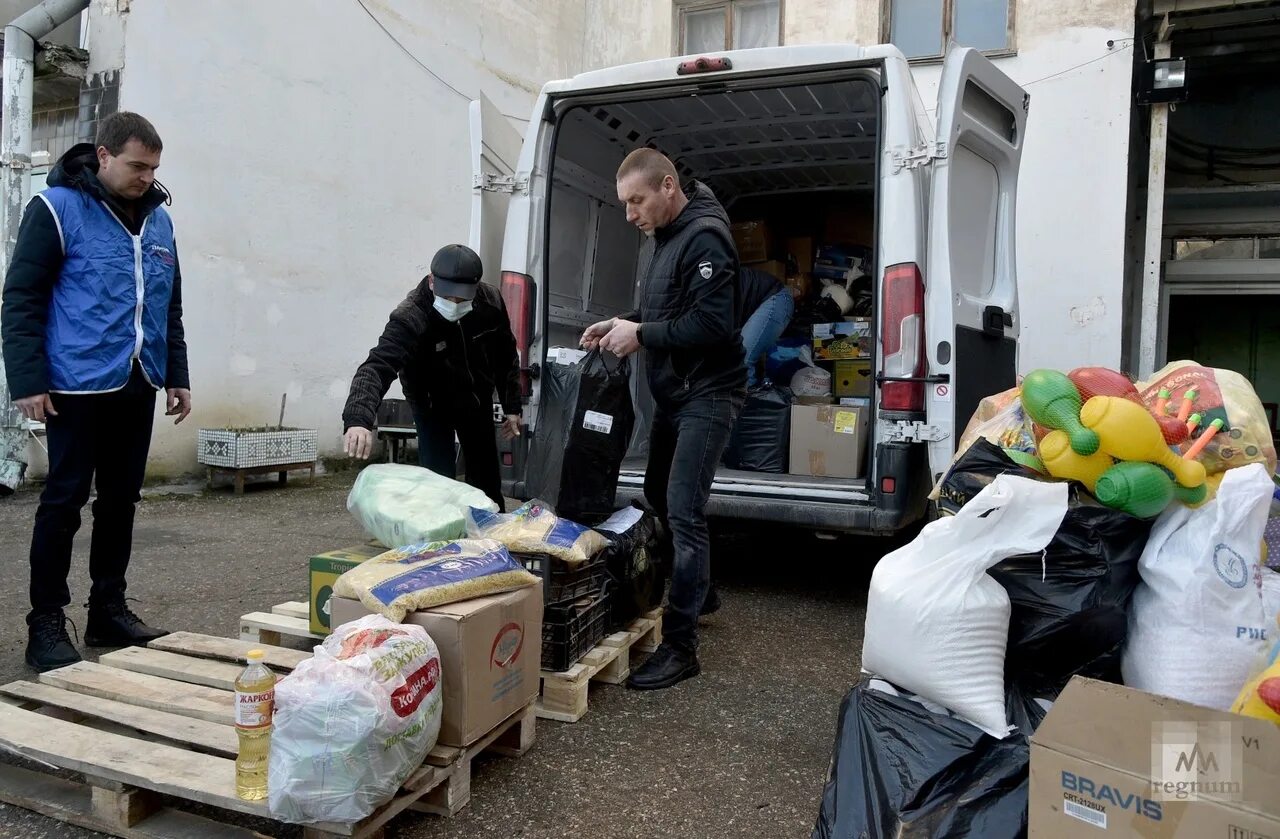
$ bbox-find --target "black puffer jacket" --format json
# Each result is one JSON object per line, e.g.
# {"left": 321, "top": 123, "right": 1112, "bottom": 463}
{"left": 627, "top": 181, "right": 745, "bottom": 402}
{"left": 342, "top": 279, "right": 520, "bottom": 431}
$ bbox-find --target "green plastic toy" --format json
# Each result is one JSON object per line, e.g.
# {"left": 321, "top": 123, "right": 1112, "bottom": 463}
{"left": 1094, "top": 461, "right": 1176, "bottom": 519}
{"left": 1021, "top": 369, "right": 1100, "bottom": 456}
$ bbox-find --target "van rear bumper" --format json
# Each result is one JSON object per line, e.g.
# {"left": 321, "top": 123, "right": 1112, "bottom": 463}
{"left": 614, "top": 486, "right": 912, "bottom": 535}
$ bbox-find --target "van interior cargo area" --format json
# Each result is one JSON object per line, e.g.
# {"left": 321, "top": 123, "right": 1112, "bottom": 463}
{"left": 541, "top": 73, "right": 882, "bottom": 503}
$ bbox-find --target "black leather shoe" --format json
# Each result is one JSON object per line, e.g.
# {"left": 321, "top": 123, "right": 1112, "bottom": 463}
{"left": 25, "top": 611, "right": 82, "bottom": 672}
{"left": 626, "top": 642, "right": 700, "bottom": 690}
{"left": 700, "top": 586, "right": 721, "bottom": 616}
{"left": 85, "top": 600, "right": 168, "bottom": 647}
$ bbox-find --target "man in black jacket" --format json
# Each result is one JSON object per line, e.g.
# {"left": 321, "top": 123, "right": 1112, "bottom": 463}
{"left": 2, "top": 112, "right": 189, "bottom": 672}
{"left": 583, "top": 148, "right": 744, "bottom": 690}
{"left": 342, "top": 244, "right": 520, "bottom": 509}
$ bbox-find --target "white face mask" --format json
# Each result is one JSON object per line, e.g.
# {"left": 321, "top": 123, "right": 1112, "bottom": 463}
{"left": 433, "top": 296, "right": 473, "bottom": 322}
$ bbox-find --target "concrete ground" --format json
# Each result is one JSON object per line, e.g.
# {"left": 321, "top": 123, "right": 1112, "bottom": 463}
{"left": 0, "top": 470, "right": 884, "bottom": 839}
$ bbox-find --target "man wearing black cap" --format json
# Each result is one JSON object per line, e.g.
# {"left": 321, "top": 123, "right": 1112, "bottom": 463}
{"left": 341, "top": 244, "right": 521, "bottom": 508}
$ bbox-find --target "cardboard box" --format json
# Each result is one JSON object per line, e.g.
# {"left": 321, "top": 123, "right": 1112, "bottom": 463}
{"left": 331, "top": 584, "right": 544, "bottom": 748}
{"left": 730, "top": 220, "right": 772, "bottom": 263}
{"left": 789, "top": 404, "right": 866, "bottom": 479}
{"left": 309, "top": 543, "right": 387, "bottom": 635}
{"left": 823, "top": 207, "right": 874, "bottom": 247}
{"left": 752, "top": 259, "right": 787, "bottom": 283}
{"left": 814, "top": 319, "right": 872, "bottom": 361}
{"left": 1030, "top": 677, "right": 1280, "bottom": 838}
{"left": 785, "top": 236, "right": 816, "bottom": 274}
{"left": 833, "top": 359, "right": 873, "bottom": 398}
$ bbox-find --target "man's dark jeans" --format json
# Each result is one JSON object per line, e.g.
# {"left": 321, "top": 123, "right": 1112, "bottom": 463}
{"left": 28, "top": 366, "right": 156, "bottom": 623}
{"left": 413, "top": 403, "right": 505, "bottom": 511}
{"left": 643, "top": 391, "right": 742, "bottom": 652}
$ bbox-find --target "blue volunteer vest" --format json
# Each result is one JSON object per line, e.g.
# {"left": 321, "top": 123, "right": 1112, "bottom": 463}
{"left": 37, "top": 186, "right": 176, "bottom": 393}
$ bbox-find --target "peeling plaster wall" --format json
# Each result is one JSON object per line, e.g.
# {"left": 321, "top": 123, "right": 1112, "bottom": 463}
{"left": 72, "top": 0, "right": 585, "bottom": 478}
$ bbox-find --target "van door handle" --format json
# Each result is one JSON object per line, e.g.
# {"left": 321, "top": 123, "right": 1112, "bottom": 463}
{"left": 875, "top": 374, "right": 950, "bottom": 384}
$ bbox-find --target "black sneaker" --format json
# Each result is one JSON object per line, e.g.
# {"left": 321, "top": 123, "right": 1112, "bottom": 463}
{"left": 85, "top": 600, "right": 168, "bottom": 647}
{"left": 25, "top": 611, "right": 82, "bottom": 672}
{"left": 626, "top": 642, "right": 700, "bottom": 691}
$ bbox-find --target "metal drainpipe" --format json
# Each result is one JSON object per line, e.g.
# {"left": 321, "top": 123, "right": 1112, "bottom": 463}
{"left": 0, "top": 0, "right": 90, "bottom": 494}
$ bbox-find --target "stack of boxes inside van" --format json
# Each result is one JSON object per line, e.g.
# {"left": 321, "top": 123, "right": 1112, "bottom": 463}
{"left": 728, "top": 205, "right": 874, "bottom": 481}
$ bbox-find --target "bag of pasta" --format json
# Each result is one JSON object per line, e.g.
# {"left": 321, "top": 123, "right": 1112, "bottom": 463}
{"left": 466, "top": 500, "right": 611, "bottom": 566}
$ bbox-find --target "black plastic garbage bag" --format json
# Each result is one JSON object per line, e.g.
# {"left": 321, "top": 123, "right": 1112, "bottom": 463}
{"left": 525, "top": 350, "right": 636, "bottom": 522}
{"left": 812, "top": 677, "right": 1030, "bottom": 839}
{"left": 937, "top": 439, "right": 1152, "bottom": 698}
{"left": 592, "top": 502, "right": 667, "bottom": 631}
{"left": 723, "top": 384, "right": 792, "bottom": 473}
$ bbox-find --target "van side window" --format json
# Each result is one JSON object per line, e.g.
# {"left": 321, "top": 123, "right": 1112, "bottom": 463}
{"left": 676, "top": 0, "right": 781, "bottom": 55}
{"left": 887, "top": 0, "right": 1015, "bottom": 62}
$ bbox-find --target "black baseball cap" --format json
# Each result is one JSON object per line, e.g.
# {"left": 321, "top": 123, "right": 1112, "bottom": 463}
{"left": 430, "top": 244, "right": 484, "bottom": 300}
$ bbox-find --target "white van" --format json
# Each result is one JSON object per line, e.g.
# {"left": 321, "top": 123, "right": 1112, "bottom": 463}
{"left": 472, "top": 44, "right": 1027, "bottom": 536}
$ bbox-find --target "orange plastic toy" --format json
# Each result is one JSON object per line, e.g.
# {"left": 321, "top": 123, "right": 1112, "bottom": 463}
{"left": 1079, "top": 396, "right": 1207, "bottom": 489}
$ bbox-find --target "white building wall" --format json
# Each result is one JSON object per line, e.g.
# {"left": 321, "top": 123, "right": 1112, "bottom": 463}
{"left": 80, "top": 0, "right": 586, "bottom": 478}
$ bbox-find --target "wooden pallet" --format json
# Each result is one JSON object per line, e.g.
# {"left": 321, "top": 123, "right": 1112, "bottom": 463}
{"left": 239, "top": 600, "right": 322, "bottom": 647}
{"left": 0, "top": 631, "right": 535, "bottom": 838}
{"left": 537, "top": 608, "right": 663, "bottom": 723}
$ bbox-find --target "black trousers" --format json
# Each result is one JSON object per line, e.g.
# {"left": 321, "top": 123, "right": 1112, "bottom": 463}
{"left": 643, "top": 391, "right": 742, "bottom": 652}
{"left": 413, "top": 403, "right": 505, "bottom": 511}
{"left": 28, "top": 366, "right": 156, "bottom": 622}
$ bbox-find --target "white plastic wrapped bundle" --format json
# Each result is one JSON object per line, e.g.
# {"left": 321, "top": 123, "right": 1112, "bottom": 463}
{"left": 347, "top": 463, "right": 498, "bottom": 548}
{"left": 268, "top": 615, "right": 442, "bottom": 824}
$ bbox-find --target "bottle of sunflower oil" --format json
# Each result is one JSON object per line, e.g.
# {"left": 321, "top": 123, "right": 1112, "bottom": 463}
{"left": 234, "top": 649, "right": 276, "bottom": 800}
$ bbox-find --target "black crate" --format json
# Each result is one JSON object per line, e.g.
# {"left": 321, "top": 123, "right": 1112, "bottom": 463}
{"left": 515, "top": 552, "right": 608, "bottom": 605}
{"left": 542, "top": 591, "right": 611, "bottom": 672}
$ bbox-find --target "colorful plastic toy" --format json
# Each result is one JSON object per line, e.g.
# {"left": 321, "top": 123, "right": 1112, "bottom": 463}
{"left": 1067, "top": 366, "right": 1187, "bottom": 444}
{"left": 1022, "top": 369, "right": 1100, "bottom": 456}
{"left": 1039, "top": 430, "right": 1113, "bottom": 492}
{"left": 1003, "top": 448, "right": 1046, "bottom": 474}
{"left": 1183, "top": 418, "right": 1225, "bottom": 461}
{"left": 1079, "top": 396, "right": 1207, "bottom": 489}
{"left": 1176, "top": 389, "right": 1199, "bottom": 423}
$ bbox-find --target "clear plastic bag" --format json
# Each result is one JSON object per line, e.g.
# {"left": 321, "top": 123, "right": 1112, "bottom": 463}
{"left": 346, "top": 464, "right": 498, "bottom": 548}
{"left": 333, "top": 539, "right": 538, "bottom": 621}
{"left": 268, "top": 615, "right": 442, "bottom": 824}
{"left": 466, "top": 500, "right": 610, "bottom": 566}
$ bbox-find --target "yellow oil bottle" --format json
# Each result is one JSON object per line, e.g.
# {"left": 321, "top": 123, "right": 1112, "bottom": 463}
{"left": 234, "top": 649, "right": 276, "bottom": 801}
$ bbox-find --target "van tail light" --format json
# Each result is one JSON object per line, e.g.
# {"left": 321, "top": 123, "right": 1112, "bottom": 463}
{"left": 501, "top": 271, "right": 536, "bottom": 397}
{"left": 880, "top": 262, "right": 925, "bottom": 412}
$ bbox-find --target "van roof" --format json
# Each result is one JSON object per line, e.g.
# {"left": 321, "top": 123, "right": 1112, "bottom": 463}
{"left": 543, "top": 43, "right": 901, "bottom": 97}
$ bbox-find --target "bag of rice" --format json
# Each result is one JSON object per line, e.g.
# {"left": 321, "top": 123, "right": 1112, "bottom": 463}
{"left": 466, "top": 500, "right": 611, "bottom": 566}
{"left": 333, "top": 539, "right": 539, "bottom": 621}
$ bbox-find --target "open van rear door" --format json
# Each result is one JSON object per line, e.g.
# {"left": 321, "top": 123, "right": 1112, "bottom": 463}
{"left": 469, "top": 93, "right": 523, "bottom": 286}
{"left": 924, "top": 48, "right": 1027, "bottom": 478}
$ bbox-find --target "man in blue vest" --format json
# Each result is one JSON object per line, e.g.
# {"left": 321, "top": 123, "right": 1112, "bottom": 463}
{"left": 1, "top": 112, "right": 190, "bottom": 671}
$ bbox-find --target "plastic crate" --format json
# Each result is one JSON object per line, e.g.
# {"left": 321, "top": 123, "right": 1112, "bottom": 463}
{"left": 542, "top": 592, "right": 611, "bottom": 672}
{"left": 515, "top": 552, "right": 608, "bottom": 605}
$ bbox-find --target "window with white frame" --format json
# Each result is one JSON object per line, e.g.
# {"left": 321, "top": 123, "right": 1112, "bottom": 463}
{"left": 886, "top": 0, "right": 1013, "bottom": 61}
{"left": 677, "top": 0, "right": 782, "bottom": 55}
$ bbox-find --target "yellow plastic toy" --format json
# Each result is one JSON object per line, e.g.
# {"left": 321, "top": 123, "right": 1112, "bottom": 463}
{"left": 1232, "top": 624, "right": 1280, "bottom": 724}
{"left": 1039, "top": 430, "right": 1114, "bottom": 492}
{"left": 1079, "top": 396, "right": 1207, "bottom": 489}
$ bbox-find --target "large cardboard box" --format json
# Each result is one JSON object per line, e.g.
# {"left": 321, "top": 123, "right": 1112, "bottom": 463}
{"left": 1030, "top": 677, "right": 1280, "bottom": 838}
{"left": 823, "top": 207, "right": 874, "bottom": 247}
{"left": 789, "top": 404, "right": 866, "bottom": 479}
{"left": 331, "top": 585, "right": 543, "bottom": 748}
{"left": 752, "top": 259, "right": 787, "bottom": 283}
{"left": 730, "top": 220, "right": 772, "bottom": 263}
{"left": 833, "top": 359, "right": 873, "bottom": 398}
{"left": 814, "top": 319, "right": 872, "bottom": 361}
{"left": 309, "top": 543, "right": 387, "bottom": 635}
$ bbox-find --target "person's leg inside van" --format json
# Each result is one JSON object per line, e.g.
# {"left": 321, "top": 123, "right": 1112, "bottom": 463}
{"left": 740, "top": 289, "right": 795, "bottom": 387}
